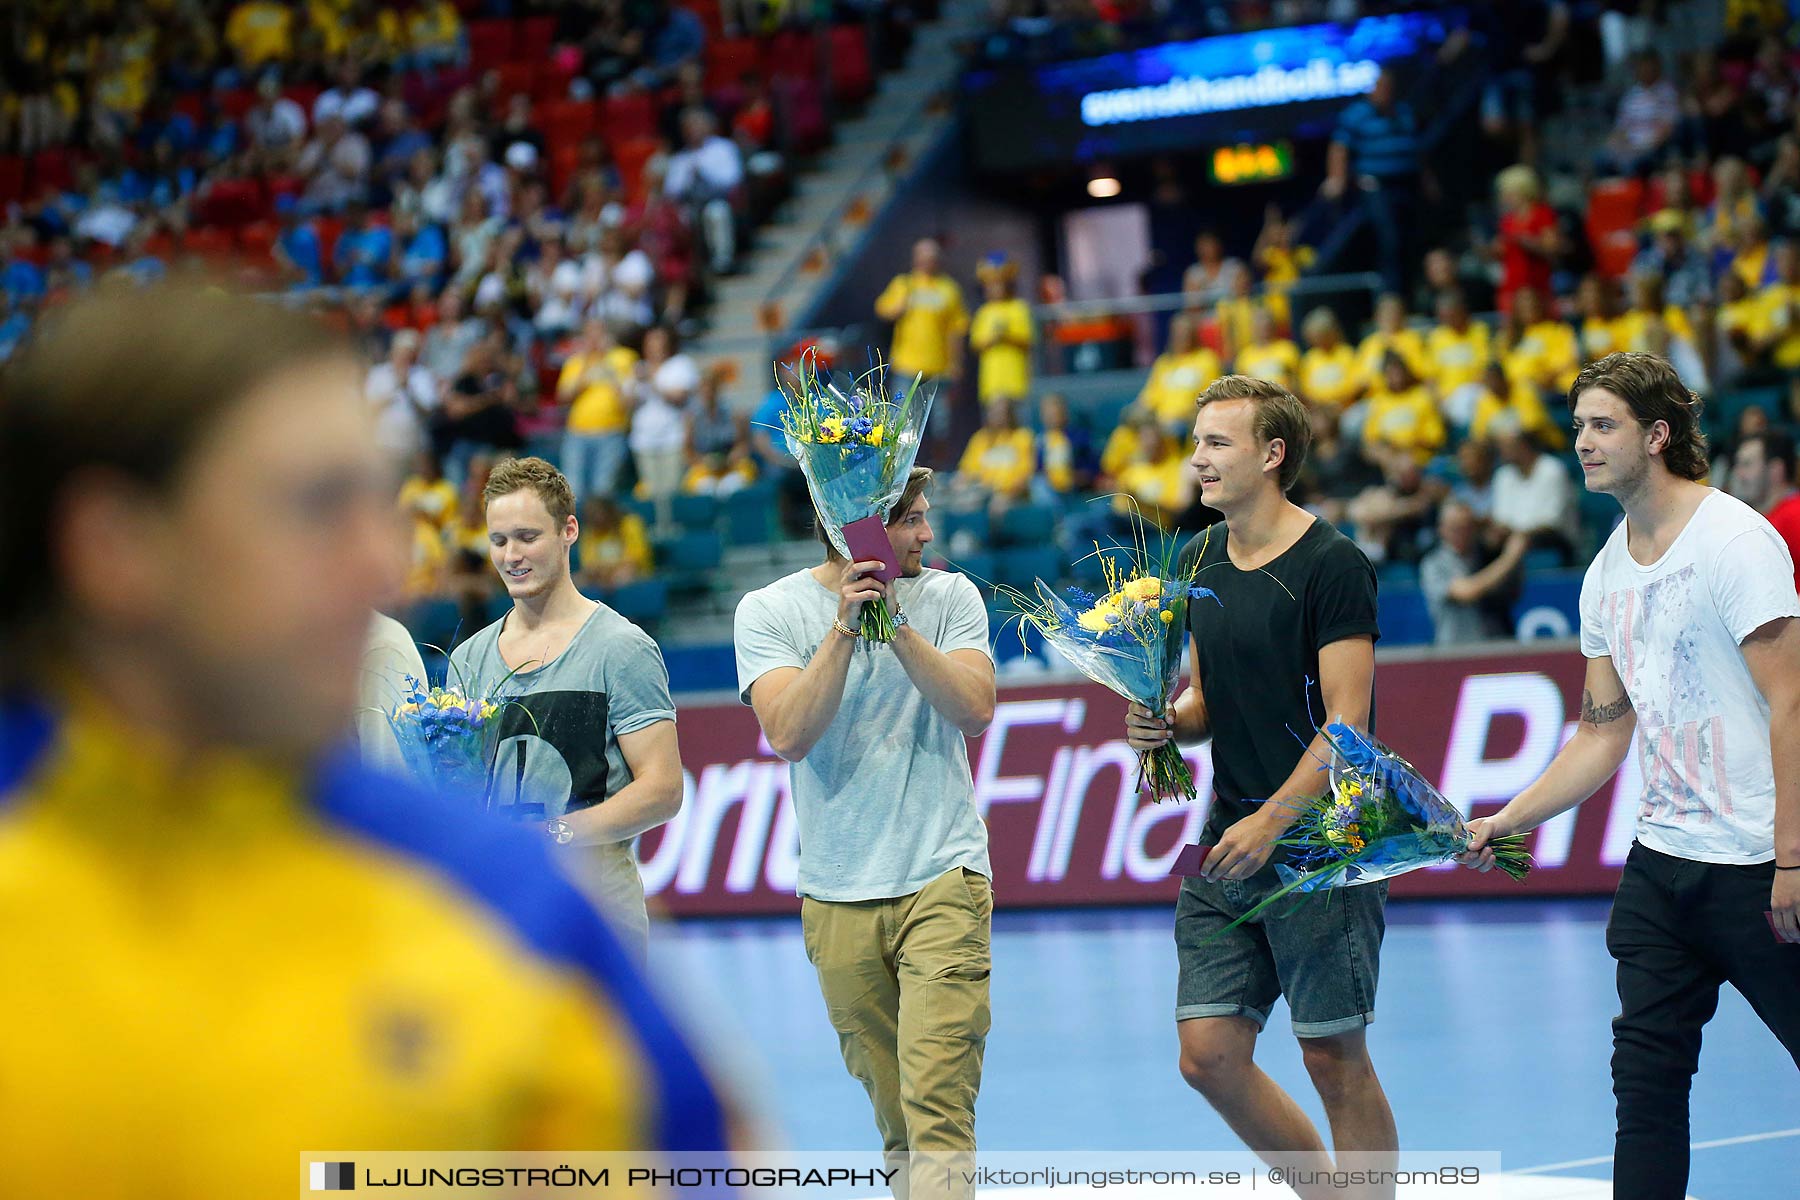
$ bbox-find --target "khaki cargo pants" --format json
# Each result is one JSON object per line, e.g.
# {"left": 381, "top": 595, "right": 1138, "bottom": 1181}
{"left": 801, "top": 868, "right": 993, "bottom": 1200}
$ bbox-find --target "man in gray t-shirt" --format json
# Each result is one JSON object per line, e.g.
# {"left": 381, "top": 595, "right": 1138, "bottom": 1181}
{"left": 449, "top": 457, "right": 685, "bottom": 957}
{"left": 734, "top": 468, "right": 994, "bottom": 1186}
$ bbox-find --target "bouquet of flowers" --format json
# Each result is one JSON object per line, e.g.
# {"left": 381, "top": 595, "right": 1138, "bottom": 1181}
{"left": 776, "top": 351, "right": 934, "bottom": 640}
{"left": 377, "top": 652, "right": 536, "bottom": 803}
{"left": 1215, "top": 721, "right": 1533, "bottom": 928}
{"left": 1003, "top": 524, "right": 1219, "bottom": 803}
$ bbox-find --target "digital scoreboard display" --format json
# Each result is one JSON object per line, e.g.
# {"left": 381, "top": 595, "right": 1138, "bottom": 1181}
{"left": 962, "top": 10, "right": 1455, "bottom": 174}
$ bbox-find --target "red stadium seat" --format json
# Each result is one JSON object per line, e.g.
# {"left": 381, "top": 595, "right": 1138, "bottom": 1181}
{"left": 315, "top": 216, "right": 345, "bottom": 277}
{"left": 218, "top": 88, "right": 257, "bottom": 122}
{"left": 612, "top": 137, "right": 662, "bottom": 203}
{"left": 282, "top": 84, "right": 322, "bottom": 118}
{"left": 171, "top": 92, "right": 206, "bottom": 127}
{"left": 827, "top": 25, "right": 874, "bottom": 103}
{"left": 685, "top": 0, "right": 725, "bottom": 40}
{"left": 1593, "top": 229, "right": 1639, "bottom": 278}
{"left": 540, "top": 99, "right": 599, "bottom": 147}
{"left": 183, "top": 226, "right": 236, "bottom": 259}
{"left": 549, "top": 144, "right": 582, "bottom": 199}
{"left": 1586, "top": 177, "right": 1644, "bottom": 240}
{"left": 495, "top": 62, "right": 539, "bottom": 103}
{"left": 30, "top": 147, "right": 73, "bottom": 198}
{"left": 0, "top": 156, "right": 24, "bottom": 207}
{"left": 238, "top": 221, "right": 279, "bottom": 264}
{"left": 705, "top": 38, "right": 765, "bottom": 91}
{"left": 534, "top": 60, "right": 579, "bottom": 105}
{"left": 517, "top": 15, "right": 556, "bottom": 64}
{"left": 467, "top": 20, "right": 515, "bottom": 72}
{"left": 768, "top": 29, "right": 819, "bottom": 81}
{"left": 773, "top": 75, "right": 829, "bottom": 155}
{"left": 601, "top": 92, "right": 659, "bottom": 144}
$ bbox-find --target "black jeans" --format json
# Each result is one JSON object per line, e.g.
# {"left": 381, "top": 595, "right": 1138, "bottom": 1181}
{"left": 1607, "top": 842, "right": 1800, "bottom": 1198}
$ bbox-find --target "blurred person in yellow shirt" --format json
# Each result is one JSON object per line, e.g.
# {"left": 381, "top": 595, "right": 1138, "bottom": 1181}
{"left": 0, "top": 287, "right": 734, "bottom": 1198}
{"left": 1099, "top": 405, "right": 1169, "bottom": 490}
{"left": 954, "top": 397, "right": 1036, "bottom": 509}
{"left": 225, "top": 0, "right": 294, "bottom": 67}
{"left": 1468, "top": 360, "right": 1565, "bottom": 449}
{"left": 1499, "top": 286, "right": 1580, "bottom": 395}
{"left": 1298, "top": 308, "right": 1360, "bottom": 410}
{"left": 1728, "top": 212, "right": 1777, "bottom": 291}
{"left": 1232, "top": 306, "right": 1300, "bottom": 390}
{"left": 875, "top": 237, "right": 968, "bottom": 380}
{"left": 1113, "top": 418, "right": 1193, "bottom": 529}
{"left": 1577, "top": 273, "right": 1625, "bottom": 363}
{"left": 1362, "top": 351, "right": 1445, "bottom": 464}
{"left": 407, "top": 0, "right": 466, "bottom": 68}
{"left": 1252, "top": 203, "right": 1315, "bottom": 303}
{"left": 1354, "top": 293, "right": 1430, "bottom": 390}
{"left": 1755, "top": 240, "right": 1800, "bottom": 371}
{"left": 1139, "top": 313, "right": 1224, "bottom": 431}
{"left": 1617, "top": 273, "right": 1697, "bottom": 351}
{"left": 558, "top": 319, "right": 639, "bottom": 502}
{"left": 577, "top": 496, "right": 655, "bottom": 591}
{"left": 397, "top": 449, "right": 458, "bottom": 536}
{"left": 1424, "top": 289, "right": 1491, "bottom": 394}
{"left": 1034, "top": 393, "right": 1091, "bottom": 502}
{"left": 1216, "top": 269, "right": 1290, "bottom": 362}
{"left": 968, "top": 254, "right": 1034, "bottom": 403}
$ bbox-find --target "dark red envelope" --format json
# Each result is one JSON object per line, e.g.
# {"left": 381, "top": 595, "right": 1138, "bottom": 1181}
{"left": 842, "top": 514, "right": 900, "bottom": 583}
{"left": 1169, "top": 844, "right": 1216, "bottom": 878}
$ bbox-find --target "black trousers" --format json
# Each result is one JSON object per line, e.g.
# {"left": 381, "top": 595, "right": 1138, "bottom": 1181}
{"left": 1607, "top": 842, "right": 1800, "bottom": 1198}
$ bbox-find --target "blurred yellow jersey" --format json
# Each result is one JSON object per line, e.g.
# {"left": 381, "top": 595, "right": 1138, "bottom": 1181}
{"left": 0, "top": 695, "right": 728, "bottom": 1199}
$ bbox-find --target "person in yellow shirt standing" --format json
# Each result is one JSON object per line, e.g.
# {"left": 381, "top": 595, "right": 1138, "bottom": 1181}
{"left": 225, "top": 0, "right": 294, "bottom": 69}
{"left": 397, "top": 448, "right": 459, "bottom": 536}
{"left": 1138, "top": 313, "right": 1224, "bottom": 431}
{"left": 1362, "top": 351, "right": 1445, "bottom": 464}
{"left": 558, "top": 319, "right": 639, "bottom": 503}
{"left": 1755, "top": 240, "right": 1800, "bottom": 371}
{"left": 1232, "top": 306, "right": 1300, "bottom": 390}
{"left": 1354, "top": 293, "right": 1430, "bottom": 392}
{"left": 1424, "top": 289, "right": 1491, "bottom": 394}
{"left": 953, "top": 397, "right": 1036, "bottom": 512}
{"left": 968, "top": 254, "right": 1034, "bottom": 404}
{"left": 1113, "top": 417, "right": 1192, "bottom": 529}
{"left": 875, "top": 238, "right": 968, "bottom": 449}
{"left": 1297, "top": 309, "right": 1359, "bottom": 410}
{"left": 1500, "top": 287, "right": 1580, "bottom": 396}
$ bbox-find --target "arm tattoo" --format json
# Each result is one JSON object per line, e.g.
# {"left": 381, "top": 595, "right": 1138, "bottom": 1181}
{"left": 1580, "top": 688, "right": 1633, "bottom": 726}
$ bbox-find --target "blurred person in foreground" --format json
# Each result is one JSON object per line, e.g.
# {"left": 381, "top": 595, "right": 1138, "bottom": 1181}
{"left": 0, "top": 287, "right": 730, "bottom": 1198}
{"left": 1465, "top": 352, "right": 1800, "bottom": 1200}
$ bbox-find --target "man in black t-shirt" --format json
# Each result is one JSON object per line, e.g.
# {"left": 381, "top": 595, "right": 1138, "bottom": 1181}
{"left": 1125, "top": 375, "right": 1394, "bottom": 1194}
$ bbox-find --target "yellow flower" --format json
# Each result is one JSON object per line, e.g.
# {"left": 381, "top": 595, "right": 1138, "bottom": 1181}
{"left": 1077, "top": 609, "right": 1110, "bottom": 633}
{"left": 1122, "top": 576, "right": 1163, "bottom": 603}
{"left": 865, "top": 423, "right": 885, "bottom": 444}
{"left": 1159, "top": 609, "right": 1175, "bottom": 624}
{"left": 819, "top": 417, "right": 846, "bottom": 444}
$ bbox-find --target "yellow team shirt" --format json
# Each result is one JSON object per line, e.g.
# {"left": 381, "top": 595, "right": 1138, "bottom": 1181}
{"left": 1757, "top": 284, "right": 1800, "bottom": 369}
{"left": 1040, "top": 428, "right": 1077, "bottom": 493}
{"left": 681, "top": 458, "right": 758, "bottom": 494}
{"left": 1425, "top": 322, "right": 1492, "bottom": 393}
{"left": 579, "top": 514, "right": 654, "bottom": 577}
{"left": 0, "top": 695, "right": 727, "bottom": 1198}
{"left": 1615, "top": 306, "right": 1696, "bottom": 352}
{"left": 1362, "top": 384, "right": 1446, "bottom": 463}
{"left": 1100, "top": 424, "right": 1171, "bottom": 480}
{"left": 1354, "top": 328, "right": 1430, "bottom": 389}
{"left": 1256, "top": 244, "right": 1316, "bottom": 290}
{"left": 1139, "top": 348, "right": 1224, "bottom": 426}
{"left": 1216, "top": 295, "right": 1292, "bottom": 356}
{"left": 958, "top": 427, "right": 1036, "bottom": 496}
{"left": 406, "top": 516, "right": 448, "bottom": 597}
{"left": 1300, "top": 344, "right": 1361, "bottom": 409}
{"left": 1733, "top": 241, "right": 1772, "bottom": 291}
{"left": 560, "top": 347, "right": 639, "bottom": 435}
{"left": 1114, "top": 456, "right": 1190, "bottom": 527}
{"left": 1505, "top": 320, "right": 1581, "bottom": 394}
{"left": 398, "top": 476, "right": 459, "bottom": 534}
{"left": 875, "top": 273, "right": 968, "bottom": 378}
{"left": 408, "top": 2, "right": 464, "bottom": 56}
{"left": 969, "top": 298, "right": 1034, "bottom": 402}
{"left": 226, "top": 0, "right": 294, "bottom": 64}
{"left": 1470, "top": 378, "right": 1567, "bottom": 450}
{"left": 1234, "top": 338, "right": 1300, "bottom": 389}
{"left": 1581, "top": 317, "right": 1624, "bottom": 362}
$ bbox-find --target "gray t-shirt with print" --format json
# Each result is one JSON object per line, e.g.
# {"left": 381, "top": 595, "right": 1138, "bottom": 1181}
{"left": 734, "top": 567, "right": 993, "bottom": 902}
{"left": 449, "top": 602, "right": 676, "bottom": 823}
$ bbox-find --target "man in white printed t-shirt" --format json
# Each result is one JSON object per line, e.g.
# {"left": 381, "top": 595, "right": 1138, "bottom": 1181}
{"left": 1464, "top": 352, "right": 1800, "bottom": 1200}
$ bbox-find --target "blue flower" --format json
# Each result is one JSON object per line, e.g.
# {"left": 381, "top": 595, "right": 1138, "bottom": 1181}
{"left": 1065, "top": 587, "right": 1098, "bottom": 609}
{"left": 849, "top": 416, "right": 874, "bottom": 437}
{"left": 1189, "top": 585, "right": 1222, "bottom": 606}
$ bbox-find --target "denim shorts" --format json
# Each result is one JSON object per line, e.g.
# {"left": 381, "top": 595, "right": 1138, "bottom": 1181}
{"left": 1174, "top": 870, "right": 1388, "bottom": 1038}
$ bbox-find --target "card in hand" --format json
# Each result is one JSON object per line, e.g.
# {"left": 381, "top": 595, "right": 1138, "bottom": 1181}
{"left": 842, "top": 515, "right": 900, "bottom": 583}
{"left": 1169, "top": 844, "right": 1216, "bottom": 878}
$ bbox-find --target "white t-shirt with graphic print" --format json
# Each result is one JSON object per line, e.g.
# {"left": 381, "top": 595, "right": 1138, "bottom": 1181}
{"left": 1579, "top": 489, "right": 1800, "bottom": 864}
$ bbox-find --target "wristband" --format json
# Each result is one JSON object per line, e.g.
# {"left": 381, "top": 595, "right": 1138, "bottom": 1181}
{"left": 832, "top": 618, "right": 860, "bottom": 639}
{"left": 1777, "top": 864, "right": 1800, "bottom": 871}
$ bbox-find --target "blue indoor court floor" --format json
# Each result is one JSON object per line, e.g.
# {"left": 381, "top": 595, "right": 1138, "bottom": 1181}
{"left": 650, "top": 899, "right": 1799, "bottom": 1199}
